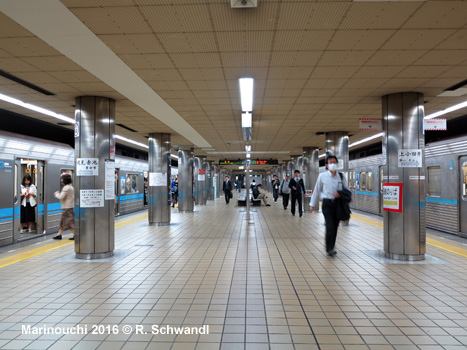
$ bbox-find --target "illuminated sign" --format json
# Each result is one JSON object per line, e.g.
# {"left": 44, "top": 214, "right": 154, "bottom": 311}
{"left": 219, "top": 159, "right": 278, "bottom": 165}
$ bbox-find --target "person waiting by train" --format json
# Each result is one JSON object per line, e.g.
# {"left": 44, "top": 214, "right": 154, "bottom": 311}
{"left": 171, "top": 175, "right": 178, "bottom": 207}
{"left": 53, "top": 174, "right": 75, "bottom": 240}
{"left": 20, "top": 174, "right": 37, "bottom": 233}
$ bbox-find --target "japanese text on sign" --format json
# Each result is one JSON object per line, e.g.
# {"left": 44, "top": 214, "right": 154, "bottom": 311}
{"left": 398, "top": 149, "right": 422, "bottom": 168}
{"left": 77, "top": 158, "right": 99, "bottom": 176}
{"left": 149, "top": 172, "right": 167, "bottom": 187}
{"left": 80, "top": 189, "right": 104, "bottom": 208}
{"left": 382, "top": 183, "right": 403, "bottom": 212}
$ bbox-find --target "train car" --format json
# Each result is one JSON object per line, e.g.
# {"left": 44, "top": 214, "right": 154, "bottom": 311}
{"left": 0, "top": 130, "right": 148, "bottom": 247}
{"left": 347, "top": 136, "right": 467, "bottom": 237}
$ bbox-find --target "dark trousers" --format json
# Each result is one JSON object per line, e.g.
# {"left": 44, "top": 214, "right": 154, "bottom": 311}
{"left": 282, "top": 193, "right": 289, "bottom": 209}
{"left": 273, "top": 189, "right": 279, "bottom": 202}
{"left": 291, "top": 193, "right": 303, "bottom": 215}
{"left": 224, "top": 190, "right": 230, "bottom": 204}
{"left": 322, "top": 199, "right": 340, "bottom": 252}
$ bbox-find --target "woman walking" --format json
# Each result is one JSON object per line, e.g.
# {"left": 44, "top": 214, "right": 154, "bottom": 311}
{"left": 53, "top": 174, "right": 75, "bottom": 240}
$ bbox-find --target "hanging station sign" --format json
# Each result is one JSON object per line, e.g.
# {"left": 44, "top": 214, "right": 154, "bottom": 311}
{"left": 359, "top": 118, "right": 382, "bottom": 130}
{"left": 219, "top": 159, "right": 278, "bottom": 165}
{"left": 424, "top": 119, "right": 447, "bottom": 131}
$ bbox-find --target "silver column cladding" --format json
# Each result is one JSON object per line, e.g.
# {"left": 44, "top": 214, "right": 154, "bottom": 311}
{"left": 74, "top": 96, "right": 115, "bottom": 259}
{"left": 178, "top": 148, "right": 194, "bottom": 212}
{"left": 325, "top": 131, "right": 349, "bottom": 171}
{"left": 148, "top": 133, "right": 171, "bottom": 226}
{"left": 194, "top": 156, "right": 207, "bottom": 205}
{"left": 303, "top": 147, "right": 319, "bottom": 208}
{"left": 383, "top": 92, "right": 426, "bottom": 261}
{"left": 206, "top": 161, "right": 214, "bottom": 201}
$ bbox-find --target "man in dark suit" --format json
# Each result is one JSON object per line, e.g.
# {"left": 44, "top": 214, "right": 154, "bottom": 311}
{"left": 289, "top": 170, "right": 305, "bottom": 217}
{"left": 223, "top": 175, "right": 232, "bottom": 204}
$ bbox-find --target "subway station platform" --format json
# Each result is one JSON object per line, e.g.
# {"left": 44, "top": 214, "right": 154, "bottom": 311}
{"left": 1, "top": 195, "right": 467, "bottom": 350}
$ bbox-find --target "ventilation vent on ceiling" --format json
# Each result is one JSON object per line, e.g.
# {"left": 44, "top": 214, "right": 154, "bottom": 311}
{"left": 0, "top": 70, "right": 55, "bottom": 96}
{"left": 438, "top": 79, "right": 467, "bottom": 97}
{"left": 57, "top": 122, "right": 73, "bottom": 126}
{"left": 116, "top": 123, "right": 137, "bottom": 132}
{"left": 230, "top": 0, "right": 257, "bottom": 8}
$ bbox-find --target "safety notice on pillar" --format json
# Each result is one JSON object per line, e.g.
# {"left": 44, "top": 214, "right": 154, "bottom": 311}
{"left": 198, "top": 169, "right": 206, "bottom": 181}
{"left": 382, "top": 183, "right": 403, "bottom": 212}
{"left": 80, "top": 189, "right": 104, "bottom": 208}
{"left": 149, "top": 172, "right": 167, "bottom": 187}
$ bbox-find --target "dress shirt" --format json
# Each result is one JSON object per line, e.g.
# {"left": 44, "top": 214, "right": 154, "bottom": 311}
{"left": 310, "top": 171, "right": 349, "bottom": 208}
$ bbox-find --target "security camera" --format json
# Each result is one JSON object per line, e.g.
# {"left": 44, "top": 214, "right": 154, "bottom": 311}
{"left": 241, "top": 0, "right": 247, "bottom": 4}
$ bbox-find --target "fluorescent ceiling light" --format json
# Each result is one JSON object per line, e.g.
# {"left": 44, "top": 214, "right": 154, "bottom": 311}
{"left": 319, "top": 154, "right": 326, "bottom": 159}
{"left": 171, "top": 154, "right": 179, "bottom": 159}
{"left": 242, "top": 113, "right": 252, "bottom": 128}
{"left": 239, "top": 78, "right": 253, "bottom": 112}
{"left": 349, "top": 133, "right": 384, "bottom": 148}
{"left": 115, "top": 135, "right": 148, "bottom": 149}
{"left": 246, "top": 153, "right": 251, "bottom": 158}
{"left": 0, "top": 92, "right": 74, "bottom": 123}
{"left": 425, "top": 100, "right": 467, "bottom": 119}
{"left": 239, "top": 166, "right": 244, "bottom": 170}
{"left": 245, "top": 145, "right": 251, "bottom": 152}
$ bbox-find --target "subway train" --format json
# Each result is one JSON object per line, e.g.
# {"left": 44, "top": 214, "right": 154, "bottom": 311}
{"left": 344, "top": 135, "right": 467, "bottom": 237}
{"left": 0, "top": 130, "right": 149, "bottom": 247}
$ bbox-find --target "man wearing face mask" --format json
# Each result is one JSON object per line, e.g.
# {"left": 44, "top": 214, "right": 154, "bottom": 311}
{"left": 310, "top": 155, "right": 350, "bottom": 256}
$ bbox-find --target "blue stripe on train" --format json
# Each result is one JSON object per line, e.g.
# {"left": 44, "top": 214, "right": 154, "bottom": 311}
{"left": 426, "top": 197, "right": 458, "bottom": 205}
{"left": 355, "top": 191, "right": 379, "bottom": 196}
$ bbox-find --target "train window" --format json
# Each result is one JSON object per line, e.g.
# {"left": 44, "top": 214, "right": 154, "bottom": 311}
{"left": 360, "top": 172, "right": 366, "bottom": 191}
{"left": 348, "top": 172, "right": 354, "bottom": 190}
{"left": 461, "top": 163, "right": 467, "bottom": 199}
{"left": 126, "top": 174, "right": 139, "bottom": 194}
{"left": 427, "top": 166, "right": 441, "bottom": 197}
{"left": 367, "top": 172, "right": 373, "bottom": 191}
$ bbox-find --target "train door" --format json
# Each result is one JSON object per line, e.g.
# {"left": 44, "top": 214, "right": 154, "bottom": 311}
{"left": 379, "top": 166, "right": 384, "bottom": 214}
{"left": 13, "top": 159, "right": 45, "bottom": 241}
{"left": 115, "top": 168, "right": 120, "bottom": 215}
{"left": 460, "top": 157, "right": 467, "bottom": 234}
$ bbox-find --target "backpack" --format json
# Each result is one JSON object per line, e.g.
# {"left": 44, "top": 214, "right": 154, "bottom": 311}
{"left": 252, "top": 186, "right": 259, "bottom": 199}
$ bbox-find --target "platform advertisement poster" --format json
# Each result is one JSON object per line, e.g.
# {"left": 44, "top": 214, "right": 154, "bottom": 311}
{"left": 382, "top": 183, "right": 403, "bottom": 212}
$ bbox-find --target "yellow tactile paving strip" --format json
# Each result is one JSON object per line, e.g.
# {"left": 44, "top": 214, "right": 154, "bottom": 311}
{"left": 351, "top": 212, "right": 467, "bottom": 258}
{"left": 0, "top": 213, "right": 148, "bottom": 269}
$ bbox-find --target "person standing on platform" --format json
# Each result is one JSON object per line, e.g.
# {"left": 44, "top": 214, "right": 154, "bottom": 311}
{"left": 289, "top": 170, "right": 305, "bottom": 217}
{"left": 223, "top": 175, "right": 233, "bottom": 205}
{"left": 272, "top": 175, "right": 280, "bottom": 203}
{"left": 309, "top": 155, "right": 350, "bottom": 256}
{"left": 20, "top": 174, "right": 37, "bottom": 233}
{"left": 279, "top": 175, "right": 291, "bottom": 210}
{"left": 53, "top": 174, "right": 75, "bottom": 240}
{"left": 237, "top": 179, "right": 242, "bottom": 193}
{"left": 171, "top": 175, "right": 178, "bottom": 207}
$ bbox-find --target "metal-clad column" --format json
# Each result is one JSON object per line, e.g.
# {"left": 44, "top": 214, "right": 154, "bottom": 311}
{"left": 287, "top": 156, "right": 296, "bottom": 176}
{"left": 195, "top": 156, "right": 207, "bottom": 205}
{"left": 303, "top": 147, "right": 319, "bottom": 208}
{"left": 206, "top": 161, "right": 214, "bottom": 201}
{"left": 178, "top": 147, "right": 194, "bottom": 213}
{"left": 325, "top": 132, "right": 349, "bottom": 171}
{"left": 148, "top": 133, "right": 171, "bottom": 226}
{"left": 383, "top": 92, "right": 425, "bottom": 260}
{"left": 74, "top": 96, "right": 115, "bottom": 259}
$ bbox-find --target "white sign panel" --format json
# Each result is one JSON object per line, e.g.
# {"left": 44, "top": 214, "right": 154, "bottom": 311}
{"left": 149, "top": 172, "right": 167, "bottom": 187}
{"left": 398, "top": 149, "right": 422, "bottom": 168}
{"left": 105, "top": 161, "right": 115, "bottom": 200}
{"left": 74, "top": 122, "right": 80, "bottom": 137}
{"left": 382, "top": 145, "right": 387, "bottom": 165}
{"left": 359, "top": 118, "right": 382, "bottom": 130}
{"left": 382, "top": 184, "right": 402, "bottom": 212}
{"left": 76, "top": 158, "right": 99, "bottom": 176}
{"left": 424, "top": 119, "right": 446, "bottom": 131}
{"left": 198, "top": 174, "right": 206, "bottom": 181}
{"left": 80, "top": 189, "right": 104, "bottom": 208}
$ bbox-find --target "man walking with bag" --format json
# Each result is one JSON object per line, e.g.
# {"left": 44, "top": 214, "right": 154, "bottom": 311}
{"left": 310, "top": 155, "right": 351, "bottom": 256}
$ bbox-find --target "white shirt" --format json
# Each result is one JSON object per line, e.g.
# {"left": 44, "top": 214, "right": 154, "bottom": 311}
{"left": 310, "top": 171, "right": 349, "bottom": 208}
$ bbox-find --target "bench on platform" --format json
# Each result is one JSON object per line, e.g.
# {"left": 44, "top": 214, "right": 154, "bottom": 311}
{"left": 237, "top": 194, "right": 247, "bottom": 207}
{"left": 251, "top": 196, "right": 262, "bottom": 206}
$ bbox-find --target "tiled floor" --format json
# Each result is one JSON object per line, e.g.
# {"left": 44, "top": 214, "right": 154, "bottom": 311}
{"left": 1, "top": 195, "right": 467, "bottom": 350}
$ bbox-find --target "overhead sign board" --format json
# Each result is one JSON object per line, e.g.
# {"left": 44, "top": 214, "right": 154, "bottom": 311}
{"left": 424, "top": 119, "right": 446, "bottom": 131}
{"left": 219, "top": 159, "right": 279, "bottom": 165}
{"left": 359, "top": 118, "right": 382, "bottom": 130}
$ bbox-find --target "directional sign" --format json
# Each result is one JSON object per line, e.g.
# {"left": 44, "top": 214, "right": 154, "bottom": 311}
{"left": 359, "top": 118, "right": 382, "bottom": 130}
{"left": 424, "top": 119, "right": 446, "bottom": 131}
